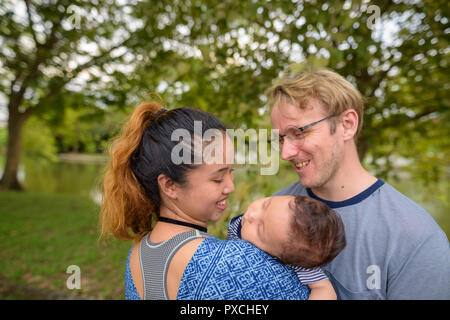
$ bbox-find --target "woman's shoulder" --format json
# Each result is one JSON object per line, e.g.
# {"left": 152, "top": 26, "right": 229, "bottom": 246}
{"left": 178, "top": 237, "right": 310, "bottom": 300}
{"left": 203, "top": 237, "right": 276, "bottom": 258}
{"left": 128, "top": 230, "right": 208, "bottom": 300}
{"left": 197, "top": 236, "right": 268, "bottom": 258}
{"left": 125, "top": 246, "right": 141, "bottom": 300}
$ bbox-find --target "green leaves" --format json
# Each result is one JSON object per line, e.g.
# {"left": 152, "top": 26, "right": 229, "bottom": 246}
{"left": 1, "top": 0, "right": 448, "bottom": 191}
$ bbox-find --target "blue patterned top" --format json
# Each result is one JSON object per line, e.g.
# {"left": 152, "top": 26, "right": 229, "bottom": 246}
{"left": 125, "top": 236, "right": 310, "bottom": 300}
{"left": 227, "top": 214, "right": 328, "bottom": 284}
{"left": 125, "top": 247, "right": 140, "bottom": 300}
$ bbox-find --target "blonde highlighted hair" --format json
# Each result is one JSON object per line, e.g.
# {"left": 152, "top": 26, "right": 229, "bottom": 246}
{"left": 267, "top": 69, "right": 365, "bottom": 138}
{"left": 100, "top": 101, "right": 163, "bottom": 242}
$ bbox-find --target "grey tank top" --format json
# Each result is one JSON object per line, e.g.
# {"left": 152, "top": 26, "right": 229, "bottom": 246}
{"left": 139, "top": 229, "right": 209, "bottom": 300}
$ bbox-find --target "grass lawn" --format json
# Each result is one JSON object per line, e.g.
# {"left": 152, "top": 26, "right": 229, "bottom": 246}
{"left": 0, "top": 191, "right": 131, "bottom": 299}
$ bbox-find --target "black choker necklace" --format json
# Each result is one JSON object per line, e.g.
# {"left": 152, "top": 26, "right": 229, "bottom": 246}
{"left": 158, "top": 217, "right": 207, "bottom": 233}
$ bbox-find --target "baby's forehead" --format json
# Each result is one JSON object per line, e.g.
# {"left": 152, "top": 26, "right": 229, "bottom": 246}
{"left": 277, "top": 199, "right": 298, "bottom": 233}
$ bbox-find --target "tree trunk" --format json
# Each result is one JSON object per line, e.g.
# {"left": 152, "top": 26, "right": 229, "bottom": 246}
{"left": 0, "top": 107, "right": 28, "bottom": 191}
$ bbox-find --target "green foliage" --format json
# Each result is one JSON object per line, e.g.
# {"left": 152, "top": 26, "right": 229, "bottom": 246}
{"left": 22, "top": 116, "right": 58, "bottom": 162}
{"left": 46, "top": 105, "right": 127, "bottom": 154}
{"left": 120, "top": 0, "right": 449, "bottom": 187}
{"left": 0, "top": 0, "right": 448, "bottom": 192}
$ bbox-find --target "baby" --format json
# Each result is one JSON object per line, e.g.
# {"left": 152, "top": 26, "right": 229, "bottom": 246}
{"left": 227, "top": 195, "right": 346, "bottom": 300}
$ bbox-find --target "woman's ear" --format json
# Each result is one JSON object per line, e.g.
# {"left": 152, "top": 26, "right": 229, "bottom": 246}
{"left": 339, "top": 109, "right": 359, "bottom": 142}
{"left": 157, "top": 174, "right": 179, "bottom": 200}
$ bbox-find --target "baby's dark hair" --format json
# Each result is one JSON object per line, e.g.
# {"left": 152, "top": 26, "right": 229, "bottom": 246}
{"left": 279, "top": 196, "right": 346, "bottom": 268}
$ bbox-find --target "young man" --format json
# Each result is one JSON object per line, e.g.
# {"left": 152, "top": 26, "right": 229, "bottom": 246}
{"left": 266, "top": 69, "right": 450, "bottom": 299}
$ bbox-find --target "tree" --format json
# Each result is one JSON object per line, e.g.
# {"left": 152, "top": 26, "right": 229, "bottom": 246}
{"left": 1, "top": 0, "right": 448, "bottom": 192}
{"left": 134, "top": 0, "right": 448, "bottom": 184}
{"left": 0, "top": 0, "right": 214, "bottom": 190}
{"left": 0, "top": 0, "right": 145, "bottom": 189}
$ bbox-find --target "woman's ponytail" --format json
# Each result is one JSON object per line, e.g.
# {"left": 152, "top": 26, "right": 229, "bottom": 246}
{"left": 100, "top": 101, "right": 164, "bottom": 242}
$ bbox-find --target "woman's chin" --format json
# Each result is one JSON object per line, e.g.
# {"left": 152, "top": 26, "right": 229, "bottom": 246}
{"left": 209, "top": 212, "right": 223, "bottom": 223}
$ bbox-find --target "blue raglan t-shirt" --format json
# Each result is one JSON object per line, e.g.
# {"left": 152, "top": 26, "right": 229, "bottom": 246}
{"left": 273, "top": 179, "right": 450, "bottom": 300}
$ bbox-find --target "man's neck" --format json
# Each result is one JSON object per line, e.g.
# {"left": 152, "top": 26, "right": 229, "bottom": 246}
{"left": 309, "top": 154, "right": 377, "bottom": 202}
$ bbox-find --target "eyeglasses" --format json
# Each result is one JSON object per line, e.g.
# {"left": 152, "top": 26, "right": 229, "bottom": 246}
{"left": 274, "top": 115, "right": 336, "bottom": 148}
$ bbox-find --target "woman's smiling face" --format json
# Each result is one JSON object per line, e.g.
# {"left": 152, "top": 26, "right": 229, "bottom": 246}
{"left": 172, "top": 134, "right": 235, "bottom": 224}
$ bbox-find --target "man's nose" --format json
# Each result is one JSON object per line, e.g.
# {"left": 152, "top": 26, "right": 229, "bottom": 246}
{"left": 280, "top": 138, "right": 299, "bottom": 161}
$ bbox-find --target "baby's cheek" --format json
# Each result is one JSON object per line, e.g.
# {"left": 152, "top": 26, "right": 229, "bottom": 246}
{"left": 240, "top": 225, "right": 250, "bottom": 242}
{"left": 260, "top": 240, "right": 281, "bottom": 257}
{"left": 241, "top": 226, "right": 258, "bottom": 244}
{"left": 244, "top": 231, "right": 277, "bottom": 256}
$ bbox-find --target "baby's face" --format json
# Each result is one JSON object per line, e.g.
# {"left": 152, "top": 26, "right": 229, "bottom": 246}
{"left": 241, "top": 196, "right": 295, "bottom": 258}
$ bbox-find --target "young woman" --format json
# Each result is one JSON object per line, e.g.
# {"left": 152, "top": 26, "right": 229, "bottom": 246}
{"left": 100, "top": 101, "right": 310, "bottom": 300}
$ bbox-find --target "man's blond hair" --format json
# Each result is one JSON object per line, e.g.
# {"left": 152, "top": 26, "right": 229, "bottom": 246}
{"left": 267, "top": 69, "right": 365, "bottom": 138}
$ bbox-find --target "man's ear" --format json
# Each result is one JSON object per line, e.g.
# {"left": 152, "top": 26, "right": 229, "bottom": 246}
{"left": 339, "top": 109, "right": 359, "bottom": 141}
{"left": 157, "top": 174, "right": 179, "bottom": 200}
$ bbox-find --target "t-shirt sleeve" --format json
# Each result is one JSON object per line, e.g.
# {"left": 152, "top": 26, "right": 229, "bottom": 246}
{"left": 226, "top": 214, "right": 243, "bottom": 240}
{"left": 290, "top": 265, "right": 329, "bottom": 285}
{"left": 387, "top": 229, "right": 450, "bottom": 300}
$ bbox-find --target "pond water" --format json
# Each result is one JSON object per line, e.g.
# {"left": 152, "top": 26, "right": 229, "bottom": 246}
{"left": 2, "top": 155, "right": 449, "bottom": 238}
{"left": 17, "top": 157, "right": 105, "bottom": 205}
